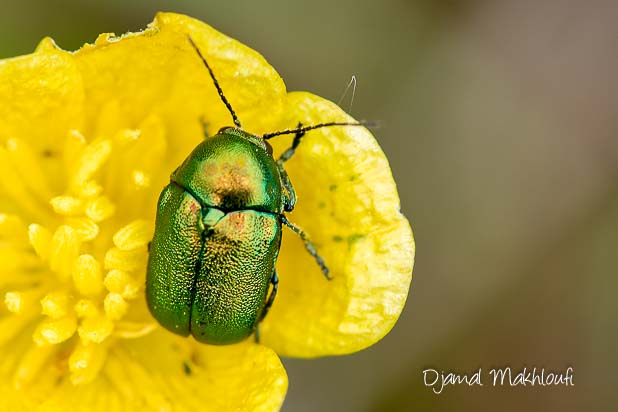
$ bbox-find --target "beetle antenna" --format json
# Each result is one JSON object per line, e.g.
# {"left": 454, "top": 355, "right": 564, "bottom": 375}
{"left": 188, "top": 35, "right": 242, "bottom": 129}
{"left": 262, "top": 121, "right": 376, "bottom": 140}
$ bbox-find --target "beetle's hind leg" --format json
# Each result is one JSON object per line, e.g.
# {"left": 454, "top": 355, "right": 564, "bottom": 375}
{"left": 281, "top": 215, "right": 331, "bottom": 280}
{"left": 254, "top": 270, "right": 279, "bottom": 343}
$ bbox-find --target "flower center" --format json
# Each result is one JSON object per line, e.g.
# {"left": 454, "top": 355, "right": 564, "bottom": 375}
{"left": 0, "top": 120, "right": 167, "bottom": 387}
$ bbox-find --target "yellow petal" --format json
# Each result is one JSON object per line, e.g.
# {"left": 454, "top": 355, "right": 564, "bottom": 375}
{"left": 261, "top": 92, "right": 414, "bottom": 357}
{"left": 99, "top": 332, "right": 287, "bottom": 412}
{"left": 0, "top": 43, "right": 84, "bottom": 202}
{"left": 3, "top": 137, "right": 54, "bottom": 202}
{"left": 2, "top": 332, "right": 287, "bottom": 412}
{"left": 12, "top": 344, "right": 56, "bottom": 390}
{"left": 0, "top": 214, "right": 27, "bottom": 241}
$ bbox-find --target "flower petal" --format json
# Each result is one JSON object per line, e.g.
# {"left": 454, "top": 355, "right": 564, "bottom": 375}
{"left": 0, "top": 331, "right": 287, "bottom": 412}
{"left": 0, "top": 41, "right": 85, "bottom": 204}
{"left": 71, "top": 12, "right": 286, "bottom": 170}
{"left": 261, "top": 92, "right": 414, "bottom": 357}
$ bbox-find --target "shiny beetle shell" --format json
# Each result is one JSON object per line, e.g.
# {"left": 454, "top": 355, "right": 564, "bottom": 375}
{"left": 146, "top": 128, "right": 284, "bottom": 344}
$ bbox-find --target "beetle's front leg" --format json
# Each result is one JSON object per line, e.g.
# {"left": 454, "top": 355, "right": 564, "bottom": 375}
{"left": 281, "top": 215, "right": 331, "bottom": 280}
{"left": 277, "top": 122, "right": 305, "bottom": 163}
{"left": 276, "top": 123, "right": 305, "bottom": 212}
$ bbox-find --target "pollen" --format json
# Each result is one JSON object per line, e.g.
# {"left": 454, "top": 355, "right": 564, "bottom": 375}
{"left": 0, "top": 125, "right": 161, "bottom": 388}
{"left": 132, "top": 170, "right": 151, "bottom": 188}
{"left": 4, "top": 292, "right": 24, "bottom": 314}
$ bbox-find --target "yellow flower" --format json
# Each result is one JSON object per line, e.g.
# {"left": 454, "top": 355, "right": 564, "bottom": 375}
{"left": 0, "top": 12, "right": 414, "bottom": 411}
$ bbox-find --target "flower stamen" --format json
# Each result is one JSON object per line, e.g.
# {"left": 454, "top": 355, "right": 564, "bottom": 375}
{"left": 0, "top": 125, "right": 159, "bottom": 387}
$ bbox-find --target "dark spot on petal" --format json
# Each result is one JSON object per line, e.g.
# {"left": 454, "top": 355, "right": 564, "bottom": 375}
{"left": 42, "top": 148, "right": 55, "bottom": 158}
{"left": 183, "top": 361, "right": 192, "bottom": 375}
{"left": 347, "top": 234, "right": 365, "bottom": 246}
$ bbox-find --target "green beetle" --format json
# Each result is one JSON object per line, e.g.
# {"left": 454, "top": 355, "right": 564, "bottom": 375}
{"left": 146, "top": 37, "right": 362, "bottom": 344}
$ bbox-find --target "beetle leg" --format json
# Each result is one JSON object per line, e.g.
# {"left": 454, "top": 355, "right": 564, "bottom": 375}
{"left": 260, "top": 270, "right": 279, "bottom": 322}
{"left": 281, "top": 215, "right": 332, "bottom": 280}
{"left": 276, "top": 122, "right": 304, "bottom": 212}
{"left": 277, "top": 122, "right": 305, "bottom": 164}
{"left": 254, "top": 270, "right": 280, "bottom": 343}
{"left": 277, "top": 162, "right": 296, "bottom": 211}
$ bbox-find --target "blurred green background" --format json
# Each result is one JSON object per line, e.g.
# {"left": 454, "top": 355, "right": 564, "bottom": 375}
{"left": 2, "top": 1, "right": 616, "bottom": 411}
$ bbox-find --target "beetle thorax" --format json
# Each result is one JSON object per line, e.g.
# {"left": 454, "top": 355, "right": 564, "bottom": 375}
{"left": 202, "top": 154, "right": 257, "bottom": 209}
{"left": 171, "top": 131, "right": 283, "bottom": 213}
